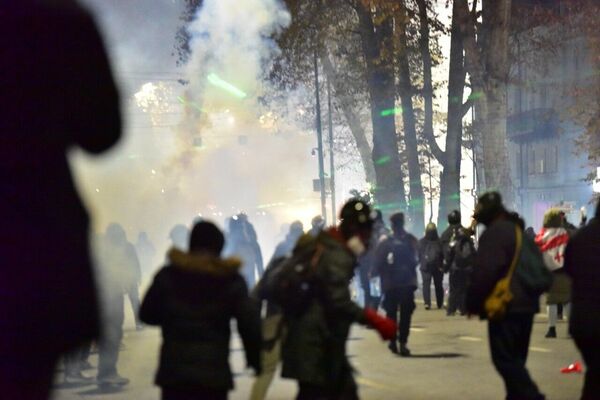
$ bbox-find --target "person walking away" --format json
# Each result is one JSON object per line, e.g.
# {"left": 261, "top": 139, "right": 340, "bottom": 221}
{"left": 0, "top": 2, "right": 121, "bottom": 397}
{"left": 441, "top": 210, "right": 475, "bottom": 316}
{"left": 94, "top": 224, "right": 132, "bottom": 388}
{"left": 564, "top": 201, "right": 600, "bottom": 400}
{"left": 120, "top": 233, "right": 143, "bottom": 330}
{"left": 308, "top": 215, "right": 325, "bottom": 237}
{"left": 270, "top": 221, "right": 304, "bottom": 261}
{"left": 224, "top": 214, "right": 264, "bottom": 288}
{"left": 279, "top": 200, "right": 396, "bottom": 399}
{"left": 372, "top": 213, "right": 419, "bottom": 356}
{"left": 140, "top": 221, "right": 262, "bottom": 400}
{"left": 136, "top": 232, "right": 156, "bottom": 283}
{"left": 534, "top": 208, "right": 571, "bottom": 338}
{"left": 466, "top": 192, "right": 545, "bottom": 400}
{"left": 418, "top": 223, "right": 445, "bottom": 310}
{"left": 357, "top": 209, "right": 389, "bottom": 309}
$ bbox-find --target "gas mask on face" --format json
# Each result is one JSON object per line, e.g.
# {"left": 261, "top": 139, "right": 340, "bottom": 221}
{"left": 346, "top": 235, "right": 367, "bottom": 257}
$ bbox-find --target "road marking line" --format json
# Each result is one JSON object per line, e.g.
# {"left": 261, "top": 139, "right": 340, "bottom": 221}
{"left": 529, "top": 346, "right": 552, "bottom": 353}
{"left": 410, "top": 327, "right": 426, "bottom": 332}
{"left": 459, "top": 336, "right": 483, "bottom": 342}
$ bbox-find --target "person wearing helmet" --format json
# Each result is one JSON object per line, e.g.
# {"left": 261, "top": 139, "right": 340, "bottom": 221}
{"left": 308, "top": 215, "right": 325, "bottom": 237}
{"left": 280, "top": 200, "right": 396, "bottom": 399}
{"left": 441, "top": 210, "right": 475, "bottom": 316}
{"left": 372, "top": 213, "right": 419, "bottom": 356}
{"left": 466, "top": 192, "right": 545, "bottom": 400}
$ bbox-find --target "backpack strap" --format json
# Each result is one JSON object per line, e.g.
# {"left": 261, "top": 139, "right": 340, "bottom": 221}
{"left": 505, "top": 226, "right": 523, "bottom": 283}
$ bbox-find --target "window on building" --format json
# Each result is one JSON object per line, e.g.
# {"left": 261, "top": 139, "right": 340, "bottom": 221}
{"left": 528, "top": 148, "right": 535, "bottom": 175}
{"left": 547, "top": 145, "right": 558, "bottom": 173}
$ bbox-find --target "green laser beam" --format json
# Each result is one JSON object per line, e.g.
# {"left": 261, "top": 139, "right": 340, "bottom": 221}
{"left": 467, "top": 91, "right": 483, "bottom": 101}
{"left": 207, "top": 73, "right": 247, "bottom": 99}
{"left": 375, "top": 156, "right": 392, "bottom": 165}
{"left": 380, "top": 107, "right": 403, "bottom": 117}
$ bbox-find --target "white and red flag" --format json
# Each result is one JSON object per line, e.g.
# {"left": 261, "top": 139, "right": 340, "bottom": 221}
{"left": 534, "top": 228, "right": 569, "bottom": 271}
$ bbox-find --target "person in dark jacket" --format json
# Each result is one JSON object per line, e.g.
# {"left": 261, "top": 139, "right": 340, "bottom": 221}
{"left": 441, "top": 210, "right": 474, "bottom": 316}
{"left": 564, "top": 201, "right": 600, "bottom": 400}
{"left": 224, "top": 214, "right": 264, "bottom": 288}
{"left": 308, "top": 215, "right": 325, "bottom": 237}
{"left": 140, "top": 221, "right": 262, "bottom": 400}
{"left": 418, "top": 223, "right": 445, "bottom": 310}
{"left": 372, "top": 212, "right": 419, "bottom": 356}
{"left": 466, "top": 192, "right": 545, "bottom": 400}
{"left": 0, "top": 1, "right": 121, "bottom": 398}
{"left": 281, "top": 200, "right": 396, "bottom": 400}
{"left": 270, "top": 221, "right": 304, "bottom": 261}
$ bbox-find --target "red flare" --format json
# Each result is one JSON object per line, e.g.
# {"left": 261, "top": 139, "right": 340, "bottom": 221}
{"left": 560, "top": 361, "right": 583, "bottom": 373}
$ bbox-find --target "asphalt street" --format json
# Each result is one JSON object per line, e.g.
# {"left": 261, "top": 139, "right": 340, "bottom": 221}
{"left": 52, "top": 300, "right": 584, "bottom": 400}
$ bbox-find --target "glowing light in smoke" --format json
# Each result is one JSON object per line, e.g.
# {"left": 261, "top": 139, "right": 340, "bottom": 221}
{"left": 207, "top": 73, "right": 248, "bottom": 98}
{"left": 380, "top": 107, "right": 403, "bottom": 117}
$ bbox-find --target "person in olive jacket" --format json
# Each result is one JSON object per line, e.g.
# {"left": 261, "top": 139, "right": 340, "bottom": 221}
{"left": 281, "top": 200, "right": 396, "bottom": 400}
{"left": 140, "top": 221, "right": 262, "bottom": 400}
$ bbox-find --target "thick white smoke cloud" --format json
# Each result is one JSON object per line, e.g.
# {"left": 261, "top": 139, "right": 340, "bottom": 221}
{"left": 71, "top": 0, "right": 331, "bottom": 265}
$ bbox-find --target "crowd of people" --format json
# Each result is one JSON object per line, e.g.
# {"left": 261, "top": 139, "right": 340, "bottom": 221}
{"left": 2, "top": 2, "right": 599, "bottom": 400}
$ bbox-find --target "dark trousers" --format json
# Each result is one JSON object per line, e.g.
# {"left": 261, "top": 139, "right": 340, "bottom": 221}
{"left": 447, "top": 270, "right": 467, "bottom": 314}
{"left": 98, "top": 294, "right": 124, "bottom": 378}
{"left": 572, "top": 334, "right": 600, "bottom": 400}
{"left": 162, "top": 386, "right": 228, "bottom": 400}
{"left": 0, "top": 351, "right": 58, "bottom": 400}
{"left": 383, "top": 287, "right": 415, "bottom": 345}
{"left": 421, "top": 270, "right": 444, "bottom": 308}
{"left": 488, "top": 313, "right": 544, "bottom": 400}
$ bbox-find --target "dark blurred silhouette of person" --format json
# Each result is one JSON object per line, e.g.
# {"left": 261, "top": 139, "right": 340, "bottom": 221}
{"left": 94, "top": 224, "right": 135, "bottom": 387}
{"left": 524, "top": 227, "right": 536, "bottom": 240}
{"left": 564, "top": 201, "right": 600, "bottom": 400}
{"left": 136, "top": 231, "right": 156, "bottom": 282}
{"left": 467, "top": 192, "right": 545, "bottom": 400}
{"left": 308, "top": 215, "right": 325, "bottom": 237}
{"left": 224, "top": 213, "right": 264, "bottom": 288}
{"left": 140, "top": 221, "right": 261, "bottom": 400}
{"left": 0, "top": 1, "right": 121, "bottom": 398}
{"left": 356, "top": 209, "right": 389, "bottom": 309}
{"left": 270, "top": 221, "right": 304, "bottom": 261}
{"left": 372, "top": 212, "right": 419, "bottom": 356}
{"left": 418, "top": 223, "right": 445, "bottom": 310}
{"left": 441, "top": 210, "right": 475, "bottom": 316}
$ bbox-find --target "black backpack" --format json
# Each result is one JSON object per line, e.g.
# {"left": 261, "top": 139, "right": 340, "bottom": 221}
{"left": 515, "top": 235, "right": 553, "bottom": 295}
{"left": 386, "top": 235, "right": 418, "bottom": 284}
{"left": 422, "top": 241, "right": 443, "bottom": 272}
{"left": 262, "top": 240, "right": 324, "bottom": 316}
{"left": 450, "top": 230, "right": 475, "bottom": 271}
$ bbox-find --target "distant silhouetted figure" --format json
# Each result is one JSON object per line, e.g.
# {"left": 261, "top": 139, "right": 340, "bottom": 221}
{"left": 0, "top": 1, "right": 121, "bottom": 398}
{"left": 169, "top": 224, "right": 189, "bottom": 251}
{"left": 224, "top": 214, "right": 264, "bottom": 288}
{"left": 136, "top": 232, "right": 157, "bottom": 282}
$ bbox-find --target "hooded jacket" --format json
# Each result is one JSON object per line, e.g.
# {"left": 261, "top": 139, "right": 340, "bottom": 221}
{"left": 140, "top": 249, "right": 261, "bottom": 390}
{"left": 418, "top": 229, "right": 444, "bottom": 273}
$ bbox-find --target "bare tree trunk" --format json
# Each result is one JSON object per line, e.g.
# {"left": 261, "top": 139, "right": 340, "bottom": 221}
{"left": 458, "top": 0, "right": 514, "bottom": 205}
{"left": 396, "top": 3, "right": 425, "bottom": 234}
{"left": 356, "top": 4, "right": 406, "bottom": 213}
{"left": 438, "top": 0, "right": 467, "bottom": 230}
{"left": 321, "top": 54, "right": 377, "bottom": 185}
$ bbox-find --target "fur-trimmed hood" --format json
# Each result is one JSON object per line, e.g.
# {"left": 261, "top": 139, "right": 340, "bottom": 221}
{"left": 167, "top": 248, "right": 242, "bottom": 276}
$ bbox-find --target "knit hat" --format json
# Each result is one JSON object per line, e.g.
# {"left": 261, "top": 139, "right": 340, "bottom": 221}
{"left": 189, "top": 221, "right": 225, "bottom": 255}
